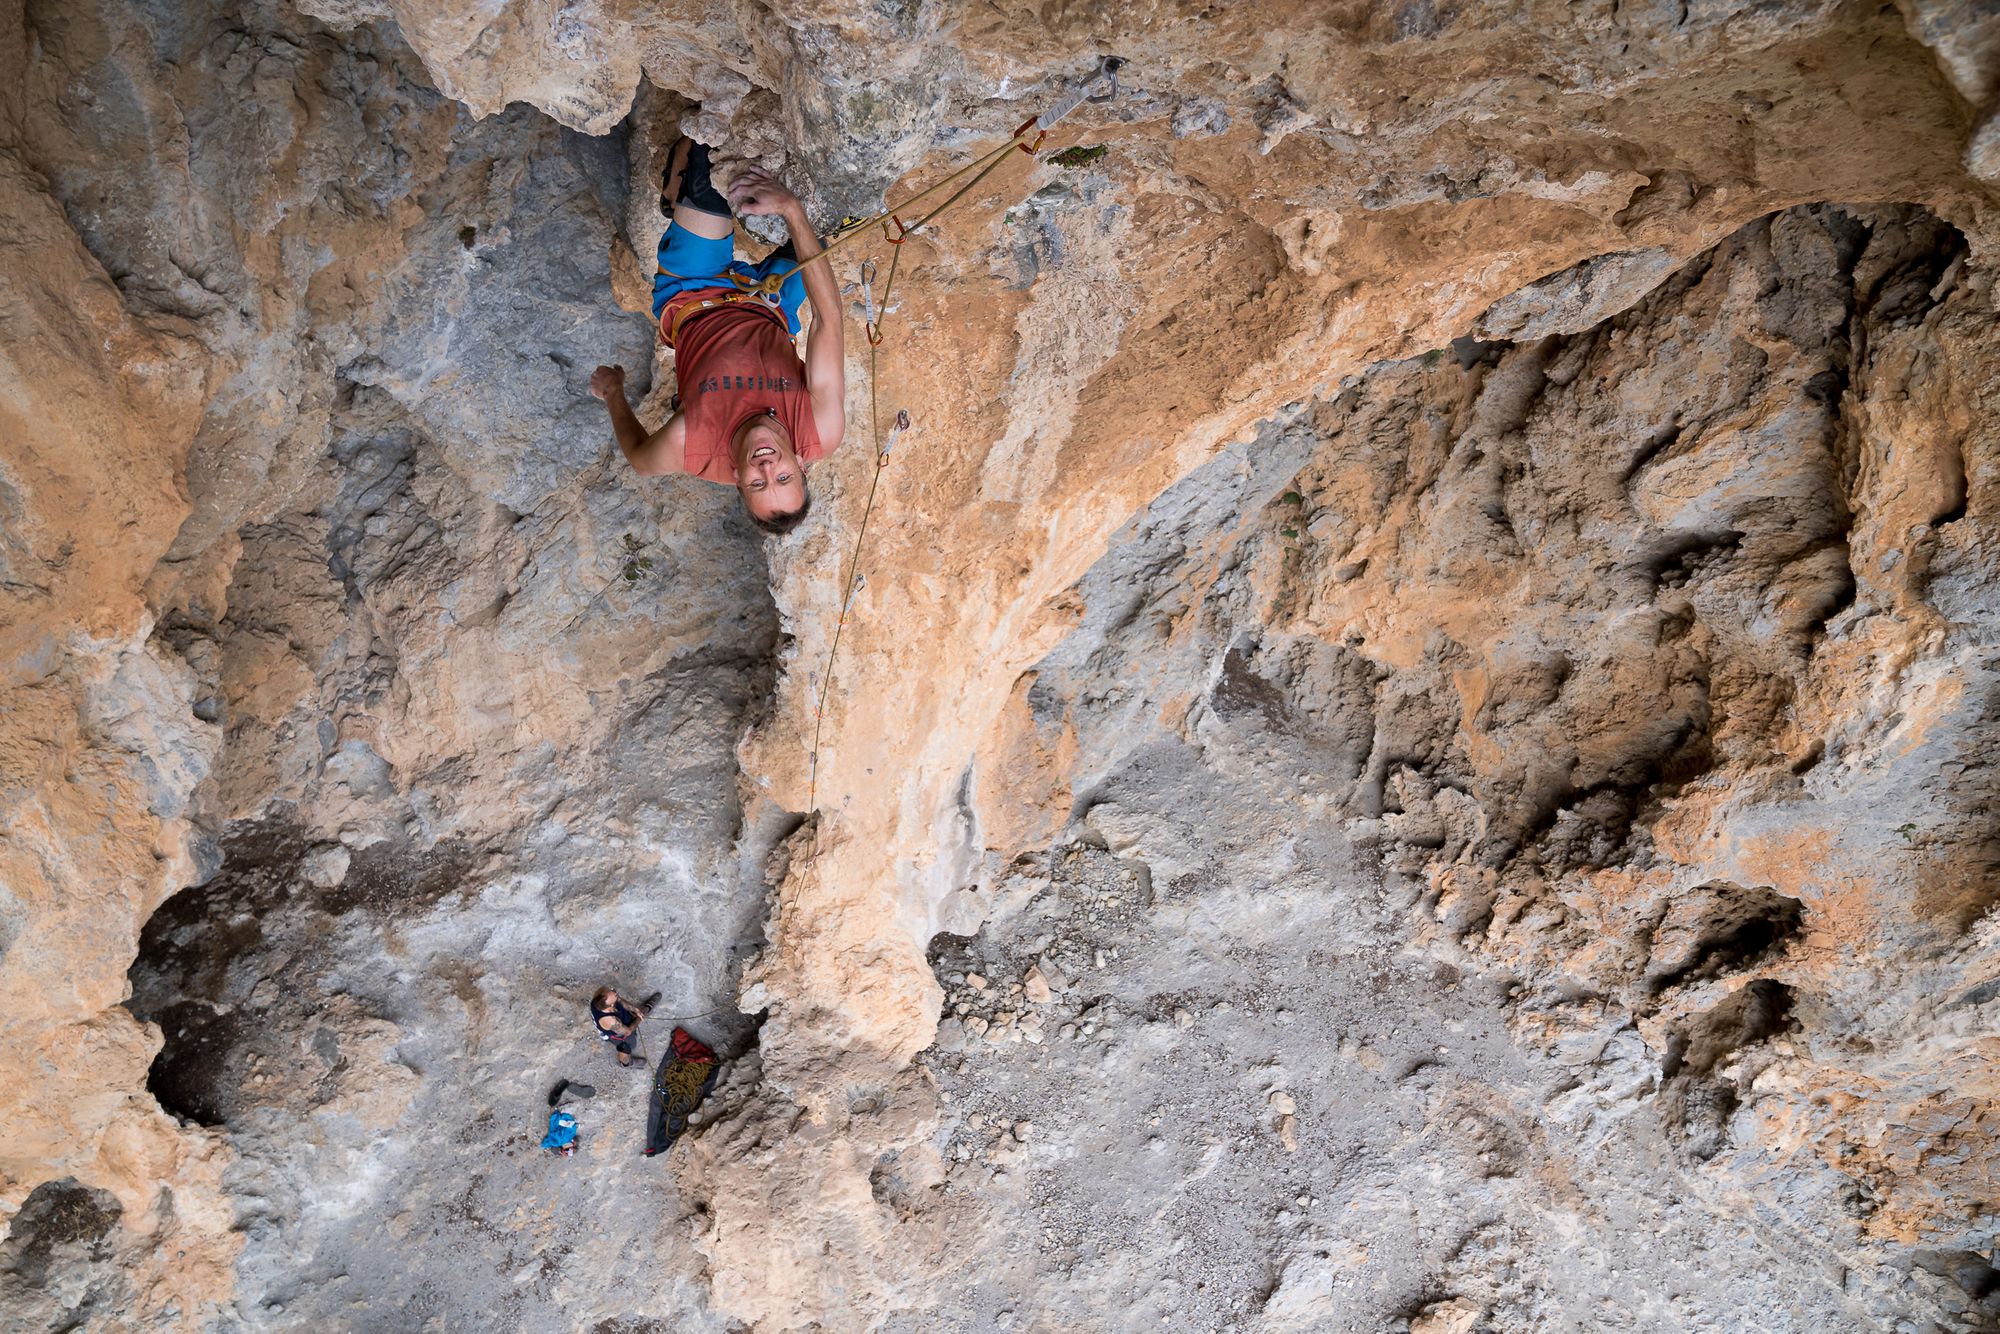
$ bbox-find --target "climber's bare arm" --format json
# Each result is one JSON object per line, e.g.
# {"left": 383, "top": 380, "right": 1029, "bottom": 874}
{"left": 591, "top": 365, "right": 685, "bottom": 477}
{"left": 730, "top": 169, "right": 846, "bottom": 451}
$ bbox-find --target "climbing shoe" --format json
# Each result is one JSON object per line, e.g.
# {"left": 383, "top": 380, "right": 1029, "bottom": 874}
{"left": 661, "top": 140, "right": 731, "bottom": 219}
{"left": 658, "top": 136, "right": 687, "bottom": 217}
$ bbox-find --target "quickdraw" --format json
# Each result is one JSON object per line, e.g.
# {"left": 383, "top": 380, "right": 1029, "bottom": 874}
{"left": 859, "top": 258, "right": 882, "bottom": 347}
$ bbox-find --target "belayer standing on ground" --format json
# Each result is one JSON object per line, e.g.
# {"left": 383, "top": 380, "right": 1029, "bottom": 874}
{"left": 590, "top": 139, "right": 846, "bottom": 535}
{"left": 589, "top": 986, "right": 660, "bottom": 1067}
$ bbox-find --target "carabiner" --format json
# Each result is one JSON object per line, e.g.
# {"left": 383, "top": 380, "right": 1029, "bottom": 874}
{"left": 1012, "top": 114, "right": 1042, "bottom": 156}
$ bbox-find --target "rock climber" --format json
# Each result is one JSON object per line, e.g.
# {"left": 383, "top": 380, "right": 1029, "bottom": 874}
{"left": 591, "top": 139, "right": 845, "bottom": 535}
{"left": 589, "top": 986, "right": 660, "bottom": 1066}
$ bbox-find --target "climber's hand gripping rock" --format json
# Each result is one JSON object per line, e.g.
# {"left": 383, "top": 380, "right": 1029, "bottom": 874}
{"left": 724, "top": 167, "right": 794, "bottom": 217}
{"left": 592, "top": 361, "right": 686, "bottom": 477}
{"left": 588, "top": 364, "right": 625, "bottom": 401}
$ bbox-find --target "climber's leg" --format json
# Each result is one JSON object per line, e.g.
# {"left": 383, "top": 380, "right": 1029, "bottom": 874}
{"left": 652, "top": 224, "right": 733, "bottom": 322}
{"left": 651, "top": 139, "right": 739, "bottom": 322}
{"left": 666, "top": 140, "right": 734, "bottom": 223}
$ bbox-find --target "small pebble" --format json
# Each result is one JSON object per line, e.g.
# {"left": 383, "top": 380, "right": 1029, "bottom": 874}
{"left": 1023, "top": 965, "right": 1053, "bottom": 1004}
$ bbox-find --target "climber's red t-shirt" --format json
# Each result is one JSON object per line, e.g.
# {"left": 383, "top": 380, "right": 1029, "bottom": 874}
{"left": 662, "top": 290, "right": 825, "bottom": 485}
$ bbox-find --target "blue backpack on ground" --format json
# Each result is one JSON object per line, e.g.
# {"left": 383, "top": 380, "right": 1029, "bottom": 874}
{"left": 542, "top": 1108, "right": 578, "bottom": 1154}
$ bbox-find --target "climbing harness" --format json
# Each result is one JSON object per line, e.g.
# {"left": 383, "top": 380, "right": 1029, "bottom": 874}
{"left": 657, "top": 285, "right": 787, "bottom": 348}
{"left": 800, "top": 59, "right": 1122, "bottom": 817}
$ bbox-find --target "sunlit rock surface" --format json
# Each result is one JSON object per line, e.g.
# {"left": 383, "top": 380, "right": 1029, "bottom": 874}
{"left": 1, "top": 0, "right": 1996, "bottom": 1329}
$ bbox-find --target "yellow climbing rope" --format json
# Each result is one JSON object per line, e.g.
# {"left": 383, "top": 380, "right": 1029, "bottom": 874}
{"left": 799, "top": 67, "right": 1118, "bottom": 816}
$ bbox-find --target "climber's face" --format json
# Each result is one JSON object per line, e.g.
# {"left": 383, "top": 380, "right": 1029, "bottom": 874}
{"left": 735, "top": 416, "right": 805, "bottom": 521}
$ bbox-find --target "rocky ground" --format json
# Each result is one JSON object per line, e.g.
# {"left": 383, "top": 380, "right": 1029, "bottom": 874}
{"left": 2, "top": 0, "right": 1998, "bottom": 1330}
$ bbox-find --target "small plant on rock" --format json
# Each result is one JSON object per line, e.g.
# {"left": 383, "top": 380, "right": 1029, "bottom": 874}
{"left": 1047, "top": 144, "right": 1109, "bottom": 169}
{"left": 619, "top": 533, "right": 656, "bottom": 583}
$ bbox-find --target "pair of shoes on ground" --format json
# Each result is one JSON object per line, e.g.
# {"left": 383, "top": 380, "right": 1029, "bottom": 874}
{"left": 546, "top": 1077, "right": 597, "bottom": 1106}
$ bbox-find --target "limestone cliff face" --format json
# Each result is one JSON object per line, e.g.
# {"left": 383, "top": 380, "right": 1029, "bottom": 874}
{"left": 1, "top": 0, "right": 1996, "bottom": 1330}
